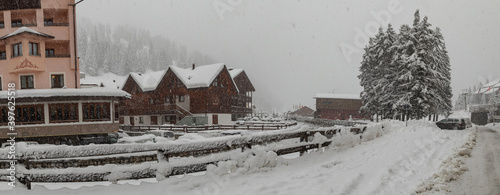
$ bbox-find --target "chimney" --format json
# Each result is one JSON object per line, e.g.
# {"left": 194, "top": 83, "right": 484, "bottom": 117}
{"left": 192, "top": 63, "right": 196, "bottom": 70}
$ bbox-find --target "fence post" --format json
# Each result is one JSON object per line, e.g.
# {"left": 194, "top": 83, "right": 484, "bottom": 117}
{"left": 262, "top": 124, "right": 264, "bottom": 131}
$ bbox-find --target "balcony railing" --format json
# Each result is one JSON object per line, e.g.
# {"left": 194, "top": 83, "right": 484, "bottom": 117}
{"left": 12, "top": 23, "right": 37, "bottom": 28}
{"left": 44, "top": 23, "right": 69, "bottom": 27}
{"left": 46, "top": 54, "right": 70, "bottom": 58}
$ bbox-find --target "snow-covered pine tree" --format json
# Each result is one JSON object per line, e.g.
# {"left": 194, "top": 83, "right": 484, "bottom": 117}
{"left": 374, "top": 24, "right": 398, "bottom": 119}
{"left": 359, "top": 28, "right": 384, "bottom": 120}
{"left": 389, "top": 24, "right": 416, "bottom": 119}
{"left": 429, "top": 27, "right": 452, "bottom": 117}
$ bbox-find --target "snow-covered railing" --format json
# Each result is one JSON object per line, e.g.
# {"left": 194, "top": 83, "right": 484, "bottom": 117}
{"left": 292, "top": 116, "right": 367, "bottom": 127}
{"left": 120, "top": 122, "right": 298, "bottom": 133}
{"left": 0, "top": 124, "right": 368, "bottom": 189}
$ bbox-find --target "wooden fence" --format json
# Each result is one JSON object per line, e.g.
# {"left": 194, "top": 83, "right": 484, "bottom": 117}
{"left": 0, "top": 125, "right": 366, "bottom": 190}
{"left": 292, "top": 116, "right": 368, "bottom": 127}
{"left": 120, "top": 122, "right": 298, "bottom": 133}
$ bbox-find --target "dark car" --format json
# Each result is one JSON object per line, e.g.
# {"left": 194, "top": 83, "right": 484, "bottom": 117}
{"left": 436, "top": 118, "right": 472, "bottom": 130}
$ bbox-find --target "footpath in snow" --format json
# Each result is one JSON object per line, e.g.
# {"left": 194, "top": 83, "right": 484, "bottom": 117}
{"left": 1, "top": 120, "right": 473, "bottom": 195}
{"left": 448, "top": 124, "right": 500, "bottom": 195}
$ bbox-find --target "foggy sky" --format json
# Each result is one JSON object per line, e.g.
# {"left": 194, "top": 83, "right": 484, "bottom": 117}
{"left": 77, "top": 0, "right": 500, "bottom": 112}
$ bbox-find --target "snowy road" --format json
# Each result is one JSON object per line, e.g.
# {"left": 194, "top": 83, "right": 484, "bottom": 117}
{"left": 449, "top": 126, "right": 500, "bottom": 195}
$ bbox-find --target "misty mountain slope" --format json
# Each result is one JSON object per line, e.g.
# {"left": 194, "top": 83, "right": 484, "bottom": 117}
{"left": 77, "top": 19, "right": 217, "bottom": 76}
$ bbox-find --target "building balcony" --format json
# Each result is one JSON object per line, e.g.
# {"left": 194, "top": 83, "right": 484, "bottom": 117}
{"left": 12, "top": 23, "right": 37, "bottom": 28}
{"left": 46, "top": 53, "right": 70, "bottom": 58}
{"left": 44, "top": 22, "right": 69, "bottom": 27}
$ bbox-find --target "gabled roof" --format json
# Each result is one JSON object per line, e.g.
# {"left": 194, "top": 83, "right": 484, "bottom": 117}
{"left": 290, "top": 106, "right": 315, "bottom": 116}
{"left": 129, "top": 70, "right": 166, "bottom": 92}
{"left": 229, "top": 69, "right": 244, "bottom": 78}
{"left": 314, "top": 93, "right": 361, "bottom": 100}
{"left": 0, "top": 27, "right": 54, "bottom": 40}
{"left": 169, "top": 63, "right": 226, "bottom": 89}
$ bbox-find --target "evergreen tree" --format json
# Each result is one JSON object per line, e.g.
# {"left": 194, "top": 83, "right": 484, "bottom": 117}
{"left": 359, "top": 9, "right": 452, "bottom": 121}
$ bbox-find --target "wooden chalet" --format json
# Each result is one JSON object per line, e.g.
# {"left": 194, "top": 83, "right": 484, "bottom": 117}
{"left": 120, "top": 63, "right": 247, "bottom": 125}
{"left": 314, "top": 93, "right": 369, "bottom": 120}
{"left": 229, "top": 68, "right": 255, "bottom": 120}
{"left": 289, "top": 106, "right": 315, "bottom": 118}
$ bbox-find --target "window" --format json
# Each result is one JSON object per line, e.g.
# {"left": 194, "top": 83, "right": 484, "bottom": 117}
{"left": 0, "top": 51, "right": 6, "bottom": 59}
{"left": 15, "top": 104, "right": 44, "bottom": 125}
{"left": 45, "top": 49, "right": 55, "bottom": 57}
{"left": 11, "top": 20, "right": 22, "bottom": 27}
{"left": 139, "top": 117, "right": 144, "bottom": 124}
{"left": 20, "top": 75, "right": 34, "bottom": 89}
{"left": 165, "top": 96, "right": 170, "bottom": 103}
{"left": 114, "top": 104, "right": 119, "bottom": 122}
{"left": 0, "top": 107, "right": 8, "bottom": 124}
{"left": 179, "top": 95, "right": 185, "bottom": 102}
{"left": 0, "top": 22, "right": 4, "bottom": 28}
{"left": 49, "top": 104, "right": 78, "bottom": 123}
{"left": 212, "top": 78, "right": 218, "bottom": 87}
{"left": 29, "top": 42, "right": 39, "bottom": 56}
{"left": 149, "top": 98, "right": 154, "bottom": 104}
{"left": 44, "top": 19, "right": 53, "bottom": 26}
{"left": 12, "top": 43, "right": 22, "bottom": 57}
{"left": 151, "top": 116, "right": 158, "bottom": 125}
{"left": 51, "top": 74, "right": 64, "bottom": 88}
{"left": 83, "top": 102, "right": 110, "bottom": 121}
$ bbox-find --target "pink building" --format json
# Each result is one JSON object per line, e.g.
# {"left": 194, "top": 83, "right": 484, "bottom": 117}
{"left": 0, "top": 0, "right": 130, "bottom": 145}
{"left": 0, "top": 0, "right": 79, "bottom": 90}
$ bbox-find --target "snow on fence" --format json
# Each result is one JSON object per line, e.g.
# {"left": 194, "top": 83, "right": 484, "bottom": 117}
{"left": 120, "top": 122, "right": 298, "bottom": 133}
{"left": 292, "top": 116, "right": 368, "bottom": 127}
{"left": 0, "top": 124, "right": 368, "bottom": 189}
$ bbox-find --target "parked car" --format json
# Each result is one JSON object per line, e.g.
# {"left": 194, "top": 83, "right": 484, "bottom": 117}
{"left": 117, "top": 134, "right": 156, "bottom": 144}
{"left": 436, "top": 118, "right": 472, "bottom": 130}
{"left": 146, "top": 130, "right": 175, "bottom": 140}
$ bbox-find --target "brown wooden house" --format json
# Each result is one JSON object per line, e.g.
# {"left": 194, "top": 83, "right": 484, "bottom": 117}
{"left": 289, "top": 106, "right": 315, "bottom": 118}
{"left": 120, "top": 63, "right": 242, "bottom": 125}
{"left": 314, "top": 93, "right": 369, "bottom": 120}
{"left": 229, "top": 68, "right": 255, "bottom": 120}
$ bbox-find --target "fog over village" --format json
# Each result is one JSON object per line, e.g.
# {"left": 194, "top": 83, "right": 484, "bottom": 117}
{"left": 77, "top": 0, "right": 500, "bottom": 112}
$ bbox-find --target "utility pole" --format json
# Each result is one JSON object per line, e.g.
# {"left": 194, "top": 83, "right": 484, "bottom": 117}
{"left": 69, "top": 0, "right": 85, "bottom": 88}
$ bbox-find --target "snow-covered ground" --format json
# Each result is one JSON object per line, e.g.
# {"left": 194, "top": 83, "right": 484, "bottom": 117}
{"left": 1, "top": 120, "right": 474, "bottom": 194}
{"left": 447, "top": 124, "right": 500, "bottom": 195}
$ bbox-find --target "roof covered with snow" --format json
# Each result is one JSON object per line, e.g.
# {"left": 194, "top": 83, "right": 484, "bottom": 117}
{"left": 0, "top": 88, "right": 131, "bottom": 99}
{"left": 170, "top": 63, "right": 226, "bottom": 89}
{"left": 229, "top": 69, "right": 244, "bottom": 78}
{"left": 314, "top": 93, "right": 360, "bottom": 100}
{"left": 476, "top": 78, "right": 500, "bottom": 94}
{"left": 80, "top": 73, "right": 128, "bottom": 90}
{"left": 129, "top": 70, "right": 167, "bottom": 92}
{"left": 0, "top": 27, "right": 54, "bottom": 40}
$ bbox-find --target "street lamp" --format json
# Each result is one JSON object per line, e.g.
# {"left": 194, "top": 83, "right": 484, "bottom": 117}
{"left": 462, "top": 89, "right": 468, "bottom": 111}
{"left": 69, "top": 0, "right": 84, "bottom": 88}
